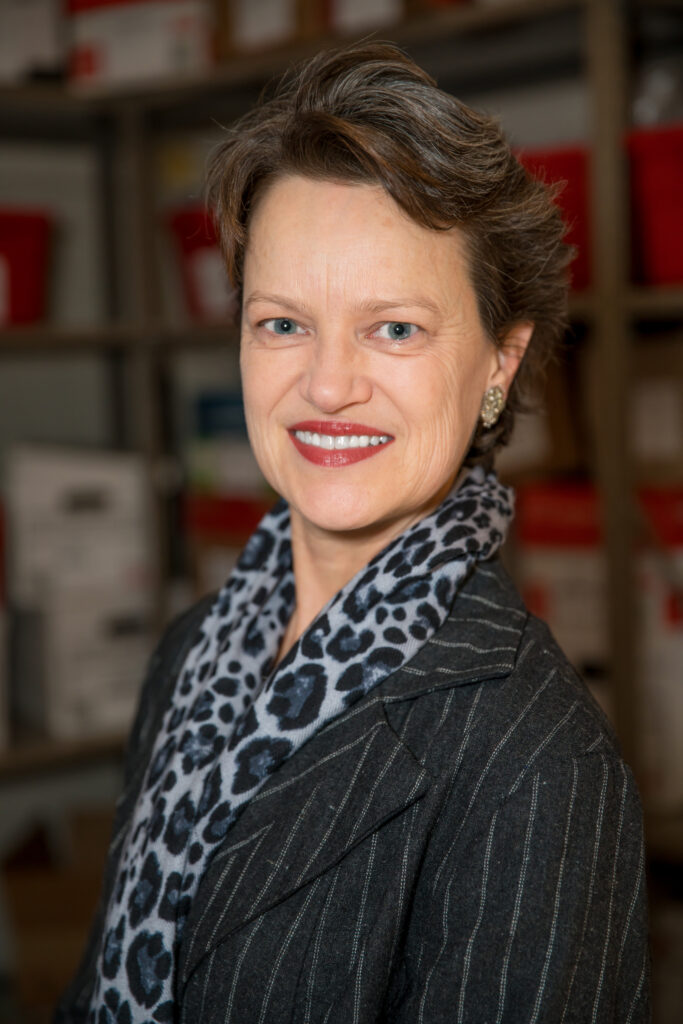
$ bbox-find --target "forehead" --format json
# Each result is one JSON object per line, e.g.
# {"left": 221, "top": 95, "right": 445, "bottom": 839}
{"left": 244, "top": 175, "right": 471, "bottom": 296}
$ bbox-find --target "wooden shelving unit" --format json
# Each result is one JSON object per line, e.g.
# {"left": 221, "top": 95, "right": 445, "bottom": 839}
{"left": 0, "top": 733, "right": 125, "bottom": 783}
{"left": 0, "top": 0, "right": 682, "bottom": 858}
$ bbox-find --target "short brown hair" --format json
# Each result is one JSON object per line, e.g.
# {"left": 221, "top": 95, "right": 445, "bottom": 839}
{"left": 206, "top": 41, "right": 572, "bottom": 466}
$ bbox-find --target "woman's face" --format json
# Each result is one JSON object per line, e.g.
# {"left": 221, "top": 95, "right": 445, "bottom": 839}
{"left": 241, "top": 175, "right": 526, "bottom": 542}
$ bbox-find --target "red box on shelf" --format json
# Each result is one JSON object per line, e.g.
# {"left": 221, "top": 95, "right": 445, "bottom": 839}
{"left": 184, "top": 493, "right": 274, "bottom": 544}
{"left": 518, "top": 145, "right": 591, "bottom": 291}
{"left": 628, "top": 123, "right": 683, "bottom": 286}
{"left": 0, "top": 209, "right": 52, "bottom": 326}
{"left": 167, "top": 207, "right": 236, "bottom": 322}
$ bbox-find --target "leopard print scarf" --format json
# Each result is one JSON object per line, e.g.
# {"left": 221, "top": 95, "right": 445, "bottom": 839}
{"left": 90, "top": 465, "right": 513, "bottom": 1022}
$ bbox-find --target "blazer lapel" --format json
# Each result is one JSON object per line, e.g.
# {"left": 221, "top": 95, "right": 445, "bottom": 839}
{"left": 179, "top": 559, "right": 528, "bottom": 989}
{"left": 179, "top": 690, "right": 429, "bottom": 987}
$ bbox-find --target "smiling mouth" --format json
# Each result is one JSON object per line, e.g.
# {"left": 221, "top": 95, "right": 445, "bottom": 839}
{"left": 288, "top": 421, "right": 394, "bottom": 467}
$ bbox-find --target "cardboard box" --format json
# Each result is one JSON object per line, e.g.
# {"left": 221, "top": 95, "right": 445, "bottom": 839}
{"left": 67, "top": 0, "right": 213, "bottom": 87}
{"left": 6, "top": 445, "right": 154, "bottom": 607}
{"left": 215, "top": 0, "right": 325, "bottom": 56}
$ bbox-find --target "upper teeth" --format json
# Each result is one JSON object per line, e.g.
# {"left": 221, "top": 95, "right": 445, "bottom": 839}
{"left": 294, "top": 431, "right": 391, "bottom": 449}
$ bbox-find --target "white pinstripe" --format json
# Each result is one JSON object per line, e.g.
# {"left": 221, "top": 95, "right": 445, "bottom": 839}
{"left": 509, "top": 701, "right": 579, "bottom": 795}
{"left": 560, "top": 757, "right": 610, "bottom": 1023}
{"left": 459, "top": 592, "right": 527, "bottom": 617}
{"left": 457, "top": 808, "right": 500, "bottom": 1024}
{"left": 224, "top": 916, "right": 264, "bottom": 1023}
{"left": 295, "top": 727, "right": 380, "bottom": 886}
{"left": 435, "top": 689, "right": 456, "bottom": 733}
{"left": 201, "top": 829, "right": 270, "bottom": 960}
{"left": 448, "top": 615, "right": 521, "bottom": 634}
{"left": 429, "top": 638, "right": 518, "bottom": 656}
{"left": 616, "top": 832, "right": 645, "bottom": 981}
{"left": 350, "top": 833, "right": 379, "bottom": 968}
{"left": 257, "top": 877, "right": 322, "bottom": 1024}
{"left": 349, "top": 744, "right": 401, "bottom": 844}
{"left": 624, "top": 950, "right": 648, "bottom": 1024}
{"left": 352, "top": 945, "right": 366, "bottom": 1024}
{"left": 392, "top": 802, "right": 421, "bottom": 959}
{"left": 304, "top": 866, "right": 342, "bottom": 1024}
{"left": 591, "top": 763, "right": 628, "bottom": 1023}
{"left": 247, "top": 783, "right": 321, "bottom": 918}
{"left": 197, "top": 947, "right": 217, "bottom": 1021}
{"left": 530, "top": 759, "right": 579, "bottom": 1023}
{"left": 496, "top": 773, "right": 540, "bottom": 1023}
{"left": 433, "top": 670, "right": 556, "bottom": 892}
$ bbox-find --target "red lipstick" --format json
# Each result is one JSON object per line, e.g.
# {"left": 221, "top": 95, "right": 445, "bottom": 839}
{"left": 288, "top": 420, "right": 394, "bottom": 467}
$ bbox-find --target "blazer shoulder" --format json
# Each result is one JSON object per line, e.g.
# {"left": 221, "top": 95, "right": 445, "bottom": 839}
{"left": 384, "top": 559, "right": 626, "bottom": 799}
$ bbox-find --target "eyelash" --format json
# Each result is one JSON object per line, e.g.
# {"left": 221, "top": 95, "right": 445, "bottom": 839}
{"left": 258, "top": 318, "right": 421, "bottom": 343}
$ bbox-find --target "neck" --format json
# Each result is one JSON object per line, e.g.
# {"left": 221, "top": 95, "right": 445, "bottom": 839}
{"left": 278, "top": 471, "right": 467, "bottom": 662}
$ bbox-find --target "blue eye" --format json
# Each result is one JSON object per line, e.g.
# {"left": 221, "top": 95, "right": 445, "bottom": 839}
{"left": 375, "top": 322, "right": 419, "bottom": 342}
{"left": 262, "top": 317, "right": 303, "bottom": 336}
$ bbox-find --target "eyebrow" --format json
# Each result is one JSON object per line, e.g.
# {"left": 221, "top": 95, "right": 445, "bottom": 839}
{"left": 245, "top": 292, "right": 442, "bottom": 315}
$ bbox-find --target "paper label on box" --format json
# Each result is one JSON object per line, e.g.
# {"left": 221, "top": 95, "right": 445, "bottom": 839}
{"left": 232, "top": 0, "right": 297, "bottom": 49}
{"left": 633, "top": 379, "right": 682, "bottom": 460}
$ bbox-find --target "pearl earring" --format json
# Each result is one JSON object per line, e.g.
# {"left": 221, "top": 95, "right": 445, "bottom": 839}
{"left": 480, "top": 386, "right": 505, "bottom": 428}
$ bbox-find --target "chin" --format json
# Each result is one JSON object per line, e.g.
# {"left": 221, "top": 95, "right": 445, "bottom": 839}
{"left": 290, "top": 483, "right": 394, "bottom": 537}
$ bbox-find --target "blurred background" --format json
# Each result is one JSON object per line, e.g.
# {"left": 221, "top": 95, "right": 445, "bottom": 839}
{"left": 0, "top": 0, "right": 681, "bottom": 1020}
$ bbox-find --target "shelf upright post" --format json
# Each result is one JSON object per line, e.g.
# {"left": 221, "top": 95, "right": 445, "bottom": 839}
{"left": 111, "top": 101, "right": 168, "bottom": 628}
{"left": 584, "top": 0, "right": 639, "bottom": 774}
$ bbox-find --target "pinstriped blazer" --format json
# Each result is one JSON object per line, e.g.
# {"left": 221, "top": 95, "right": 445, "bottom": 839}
{"left": 55, "top": 558, "right": 650, "bottom": 1023}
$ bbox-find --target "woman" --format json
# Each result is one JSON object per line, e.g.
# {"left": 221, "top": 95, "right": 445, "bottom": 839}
{"left": 57, "top": 43, "right": 649, "bottom": 1024}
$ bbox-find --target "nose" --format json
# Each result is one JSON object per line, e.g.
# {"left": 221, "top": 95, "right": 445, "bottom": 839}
{"left": 299, "top": 330, "right": 372, "bottom": 412}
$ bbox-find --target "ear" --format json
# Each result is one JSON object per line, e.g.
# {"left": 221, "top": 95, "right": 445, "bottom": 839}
{"left": 486, "top": 322, "right": 534, "bottom": 396}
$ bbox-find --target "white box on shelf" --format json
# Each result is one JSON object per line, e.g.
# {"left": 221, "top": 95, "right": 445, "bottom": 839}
{"left": 67, "top": 0, "right": 213, "bottom": 88}
{"left": 0, "top": 0, "right": 64, "bottom": 82}
{"left": 636, "top": 490, "right": 683, "bottom": 810}
{"left": 6, "top": 445, "right": 154, "bottom": 606}
{"left": 330, "top": 0, "right": 402, "bottom": 33}
{"left": 184, "top": 438, "right": 269, "bottom": 497}
{"left": 37, "top": 579, "right": 155, "bottom": 739}
{"left": 229, "top": 0, "right": 298, "bottom": 50}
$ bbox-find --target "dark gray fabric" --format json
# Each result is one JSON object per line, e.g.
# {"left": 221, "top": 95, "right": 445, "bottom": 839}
{"left": 55, "top": 560, "right": 650, "bottom": 1023}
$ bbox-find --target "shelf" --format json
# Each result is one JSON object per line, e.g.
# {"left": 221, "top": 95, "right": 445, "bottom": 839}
{"left": 645, "top": 811, "right": 683, "bottom": 863}
{"left": 0, "top": 0, "right": 584, "bottom": 116}
{"left": 0, "top": 323, "right": 239, "bottom": 353}
{"left": 4, "top": 292, "right": 683, "bottom": 354}
{"left": 0, "top": 733, "right": 126, "bottom": 782}
{"left": 628, "top": 287, "right": 683, "bottom": 319}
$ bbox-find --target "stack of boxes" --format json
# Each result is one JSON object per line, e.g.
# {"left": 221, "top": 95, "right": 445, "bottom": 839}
{"left": 514, "top": 482, "right": 683, "bottom": 811}
{"left": 183, "top": 390, "right": 274, "bottom": 594}
{"left": 5, "top": 445, "right": 156, "bottom": 741}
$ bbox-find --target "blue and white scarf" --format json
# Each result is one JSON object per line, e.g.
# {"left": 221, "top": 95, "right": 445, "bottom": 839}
{"left": 90, "top": 466, "right": 513, "bottom": 1022}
